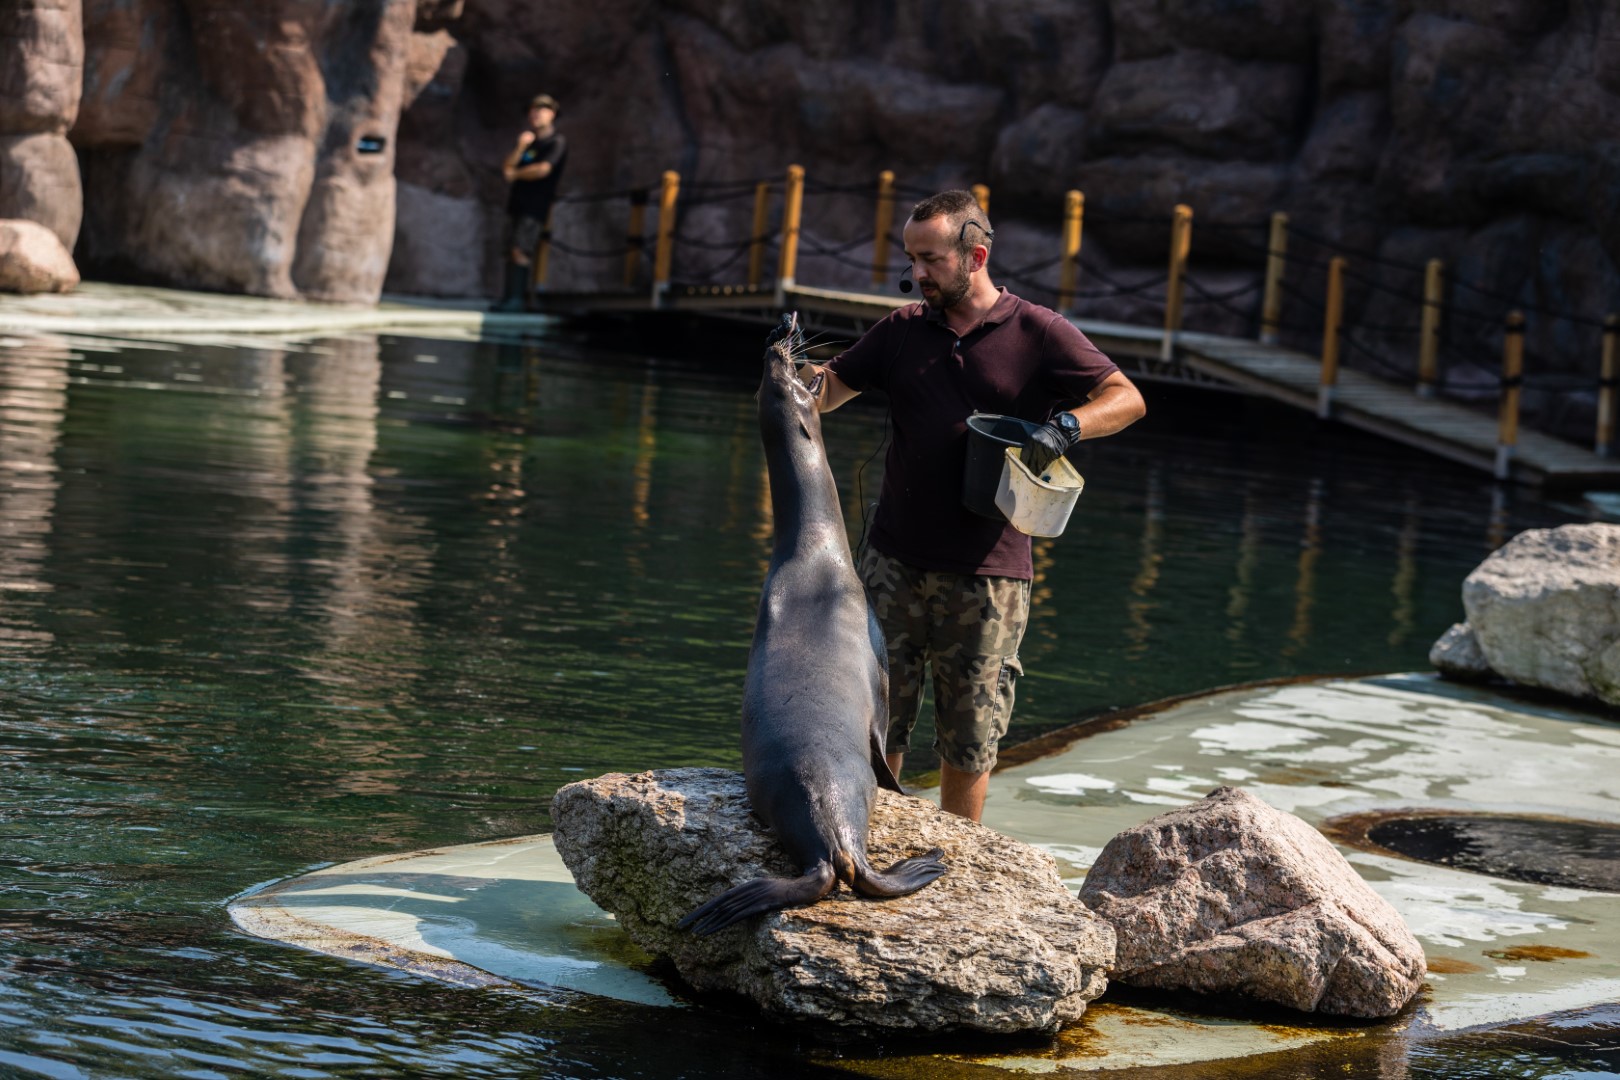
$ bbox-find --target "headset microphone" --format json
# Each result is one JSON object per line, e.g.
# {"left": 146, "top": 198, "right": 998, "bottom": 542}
{"left": 898, "top": 265, "right": 913, "bottom": 293}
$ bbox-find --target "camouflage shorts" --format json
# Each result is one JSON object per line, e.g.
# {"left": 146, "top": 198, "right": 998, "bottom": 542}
{"left": 859, "top": 547, "right": 1030, "bottom": 774}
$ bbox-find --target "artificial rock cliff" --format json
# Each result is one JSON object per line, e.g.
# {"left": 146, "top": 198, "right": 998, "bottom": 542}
{"left": 4, "top": 0, "right": 1618, "bottom": 406}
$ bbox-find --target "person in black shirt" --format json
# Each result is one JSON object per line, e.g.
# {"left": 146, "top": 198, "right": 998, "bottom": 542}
{"left": 493, "top": 93, "right": 568, "bottom": 311}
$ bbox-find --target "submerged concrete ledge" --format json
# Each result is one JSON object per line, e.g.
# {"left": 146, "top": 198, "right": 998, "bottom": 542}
{"left": 0, "top": 281, "right": 555, "bottom": 337}
{"left": 229, "top": 674, "right": 1620, "bottom": 1074}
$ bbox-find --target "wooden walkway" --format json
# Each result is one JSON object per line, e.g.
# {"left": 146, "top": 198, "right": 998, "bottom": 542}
{"left": 535, "top": 282, "right": 1620, "bottom": 492}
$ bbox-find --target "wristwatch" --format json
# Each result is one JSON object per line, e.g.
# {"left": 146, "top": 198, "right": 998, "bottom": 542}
{"left": 1055, "top": 411, "right": 1081, "bottom": 443}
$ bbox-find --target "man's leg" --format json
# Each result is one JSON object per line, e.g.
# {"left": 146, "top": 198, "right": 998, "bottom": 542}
{"left": 929, "top": 571, "right": 1030, "bottom": 823}
{"left": 939, "top": 762, "right": 990, "bottom": 821}
{"left": 493, "top": 216, "right": 540, "bottom": 311}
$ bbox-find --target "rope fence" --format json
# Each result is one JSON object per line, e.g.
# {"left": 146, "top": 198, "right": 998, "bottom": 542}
{"left": 529, "top": 165, "right": 1618, "bottom": 461}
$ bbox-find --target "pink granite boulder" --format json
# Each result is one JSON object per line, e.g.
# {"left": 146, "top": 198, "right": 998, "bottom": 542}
{"left": 1079, "top": 786, "right": 1425, "bottom": 1018}
{"left": 0, "top": 218, "right": 80, "bottom": 293}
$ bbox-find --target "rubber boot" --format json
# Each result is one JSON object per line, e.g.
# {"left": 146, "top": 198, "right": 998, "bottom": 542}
{"left": 490, "top": 262, "right": 528, "bottom": 312}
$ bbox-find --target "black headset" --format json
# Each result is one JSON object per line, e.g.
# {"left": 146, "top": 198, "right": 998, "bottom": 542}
{"left": 898, "top": 265, "right": 913, "bottom": 293}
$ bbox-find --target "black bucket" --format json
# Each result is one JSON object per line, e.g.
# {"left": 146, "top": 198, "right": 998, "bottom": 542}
{"left": 963, "top": 413, "right": 1039, "bottom": 521}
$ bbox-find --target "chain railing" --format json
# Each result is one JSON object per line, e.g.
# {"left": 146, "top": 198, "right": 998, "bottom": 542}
{"left": 531, "top": 166, "right": 1617, "bottom": 464}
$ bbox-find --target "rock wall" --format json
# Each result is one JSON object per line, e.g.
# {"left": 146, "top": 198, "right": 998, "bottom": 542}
{"left": 69, "top": 0, "right": 427, "bottom": 302}
{"left": 0, "top": 0, "right": 84, "bottom": 251}
{"left": 5, "top": 0, "right": 1617, "bottom": 383}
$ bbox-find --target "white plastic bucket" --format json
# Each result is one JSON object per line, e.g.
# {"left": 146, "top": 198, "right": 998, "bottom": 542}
{"left": 994, "top": 445, "right": 1084, "bottom": 537}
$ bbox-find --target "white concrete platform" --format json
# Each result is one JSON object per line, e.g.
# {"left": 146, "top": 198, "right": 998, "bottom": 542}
{"left": 0, "top": 281, "right": 554, "bottom": 339}
{"left": 229, "top": 674, "right": 1620, "bottom": 1072}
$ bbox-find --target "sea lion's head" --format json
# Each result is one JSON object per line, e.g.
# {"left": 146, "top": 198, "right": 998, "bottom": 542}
{"left": 759, "top": 311, "right": 822, "bottom": 441}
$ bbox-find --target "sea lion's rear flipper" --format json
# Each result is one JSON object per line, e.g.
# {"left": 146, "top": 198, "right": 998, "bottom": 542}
{"left": 851, "top": 847, "right": 947, "bottom": 899}
{"left": 870, "top": 729, "right": 904, "bottom": 793}
{"left": 677, "top": 862, "right": 837, "bottom": 936}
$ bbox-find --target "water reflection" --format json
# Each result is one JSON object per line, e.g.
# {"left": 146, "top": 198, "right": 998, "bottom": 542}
{"left": 1390, "top": 495, "right": 1421, "bottom": 648}
{"left": 1285, "top": 476, "right": 1324, "bottom": 657}
{"left": 1124, "top": 464, "right": 1164, "bottom": 660}
{"left": 0, "top": 336, "right": 67, "bottom": 652}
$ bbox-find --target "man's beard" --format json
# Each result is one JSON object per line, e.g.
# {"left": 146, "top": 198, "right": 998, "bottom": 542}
{"left": 922, "top": 260, "right": 972, "bottom": 310}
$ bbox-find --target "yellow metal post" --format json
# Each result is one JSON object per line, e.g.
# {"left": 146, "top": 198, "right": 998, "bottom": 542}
{"left": 623, "top": 189, "right": 647, "bottom": 288}
{"left": 652, "top": 170, "right": 680, "bottom": 307}
{"left": 872, "top": 170, "right": 896, "bottom": 289}
{"left": 971, "top": 184, "right": 990, "bottom": 213}
{"left": 1161, "top": 204, "right": 1193, "bottom": 361}
{"left": 1056, "top": 190, "right": 1084, "bottom": 311}
{"left": 1496, "top": 310, "right": 1525, "bottom": 480}
{"left": 747, "top": 181, "right": 770, "bottom": 290}
{"left": 531, "top": 207, "right": 555, "bottom": 291}
{"left": 1598, "top": 314, "right": 1617, "bottom": 457}
{"left": 1417, "top": 258, "right": 1444, "bottom": 398}
{"left": 1259, "top": 211, "right": 1287, "bottom": 344}
{"left": 776, "top": 164, "right": 805, "bottom": 303}
{"left": 1318, "top": 256, "right": 1346, "bottom": 419}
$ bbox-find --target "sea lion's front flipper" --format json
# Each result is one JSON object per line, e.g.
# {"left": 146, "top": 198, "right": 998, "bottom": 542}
{"left": 677, "top": 862, "right": 837, "bottom": 936}
{"left": 851, "top": 848, "right": 947, "bottom": 900}
{"left": 870, "top": 728, "right": 904, "bottom": 793}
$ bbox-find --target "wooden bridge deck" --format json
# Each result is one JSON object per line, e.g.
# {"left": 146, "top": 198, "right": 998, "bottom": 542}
{"left": 534, "top": 282, "right": 1620, "bottom": 492}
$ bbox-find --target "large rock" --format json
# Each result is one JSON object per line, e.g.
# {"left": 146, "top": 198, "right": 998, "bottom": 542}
{"left": 0, "top": 0, "right": 82, "bottom": 136}
{"left": 551, "top": 767, "right": 1114, "bottom": 1034}
{"left": 1079, "top": 786, "right": 1425, "bottom": 1019}
{"left": 0, "top": 0, "right": 83, "bottom": 250}
{"left": 0, "top": 217, "right": 79, "bottom": 293}
{"left": 1460, "top": 523, "right": 1620, "bottom": 707}
{"left": 1428, "top": 621, "right": 1492, "bottom": 682}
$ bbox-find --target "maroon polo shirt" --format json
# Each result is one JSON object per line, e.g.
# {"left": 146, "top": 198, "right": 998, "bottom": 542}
{"left": 827, "top": 288, "right": 1118, "bottom": 580}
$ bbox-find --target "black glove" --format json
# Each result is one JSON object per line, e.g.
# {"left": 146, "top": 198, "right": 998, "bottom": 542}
{"left": 1022, "top": 417, "right": 1079, "bottom": 477}
{"left": 765, "top": 311, "right": 798, "bottom": 352}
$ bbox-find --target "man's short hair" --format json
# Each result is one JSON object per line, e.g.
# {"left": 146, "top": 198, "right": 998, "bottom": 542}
{"left": 530, "top": 93, "right": 559, "bottom": 113}
{"left": 910, "top": 190, "right": 993, "bottom": 258}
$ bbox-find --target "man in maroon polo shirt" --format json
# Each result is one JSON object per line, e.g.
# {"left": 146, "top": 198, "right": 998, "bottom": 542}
{"left": 804, "top": 189, "right": 1146, "bottom": 822}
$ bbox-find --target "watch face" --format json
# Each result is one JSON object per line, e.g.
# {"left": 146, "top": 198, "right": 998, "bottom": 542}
{"left": 1057, "top": 412, "right": 1080, "bottom": 433}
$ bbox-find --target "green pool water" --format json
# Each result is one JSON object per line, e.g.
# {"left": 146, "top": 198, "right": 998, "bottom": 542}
{"left": 0, "top": 324, "right": 1611, "bottom": 1078}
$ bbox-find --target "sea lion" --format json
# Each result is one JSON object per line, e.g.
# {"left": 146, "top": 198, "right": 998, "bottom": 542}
{"left": 679, "top": 313, "right": 947, "bottom": 936}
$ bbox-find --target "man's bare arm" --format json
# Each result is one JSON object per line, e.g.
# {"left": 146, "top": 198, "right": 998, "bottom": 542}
{"left": 1068, "top": 371, "right": 1146, "bottom": 439}
{"left": 803, "top": 365, "right": 860, "bottom": 413}
{"left": 501, "top": 133, "right": 534, "bottom": 182}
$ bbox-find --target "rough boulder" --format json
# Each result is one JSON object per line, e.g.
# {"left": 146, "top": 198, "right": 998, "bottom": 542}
{"left": 1428, "top": 621, "right": 1492, "bottom": 682}
{"left": 550, "top": 767, "right": 1114, "bottom": 1035}
{"left": 1078, "top": 786, "right": 1425, "bottom": 1019}
{"left": 1444, "top": 524, "right": 1620, "bottom": 707}
{"left": 0, "top": 218, "right": 79, "bottom": 293}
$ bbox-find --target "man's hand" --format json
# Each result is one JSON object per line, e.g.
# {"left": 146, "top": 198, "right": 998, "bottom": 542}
{"left": 1022, "top": 417, "right": 1078, "bottom": 476}
{"left": 515, "top": 131, "right": 536, "bottom": 149}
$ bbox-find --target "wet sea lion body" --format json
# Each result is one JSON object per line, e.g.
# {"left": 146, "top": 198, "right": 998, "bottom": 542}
{"left": 679, "top": 315, "right": 946, "bottom": 936}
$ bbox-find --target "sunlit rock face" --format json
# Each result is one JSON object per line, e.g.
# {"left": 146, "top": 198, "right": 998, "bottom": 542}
{"left": 1079, "top": 786, "right": 1426, "bottom": 1019}
{"left": 0, "top": 0, "right": 84, "bottom": 254}
{"left": 67, "top": 0, "right": 427, "bottom": 303}
{"left": 1458, "top": 524, "right": 1620, "bottom": 707}
{"left": 551, "top": 767, "right": 1115, "bottom": 1035}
